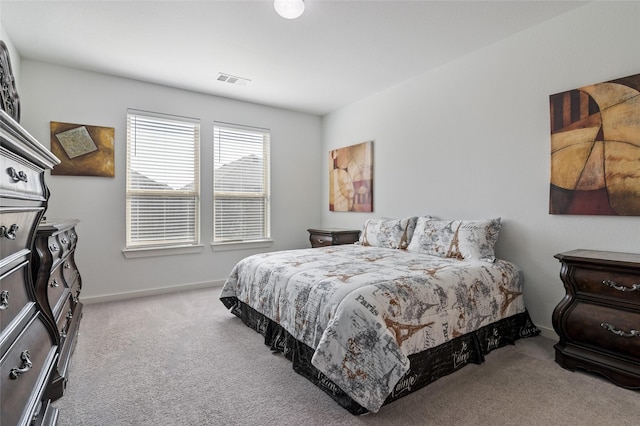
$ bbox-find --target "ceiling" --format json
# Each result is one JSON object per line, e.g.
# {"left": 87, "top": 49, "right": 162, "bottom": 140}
{"left": 1, "top": 0, "right": 587, "bottom": 116}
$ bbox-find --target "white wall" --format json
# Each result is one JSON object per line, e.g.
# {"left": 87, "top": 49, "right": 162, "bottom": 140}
{"left": 18, "top": 62, "right": 323, "bottom": 302}
{"left": 322, "top": 1, "right": 640, "bottom": 334}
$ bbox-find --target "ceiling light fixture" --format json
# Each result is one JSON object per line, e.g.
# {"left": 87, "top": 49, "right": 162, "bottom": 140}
{"left": 274, "top": 0, "right": 305, "bottom": 20}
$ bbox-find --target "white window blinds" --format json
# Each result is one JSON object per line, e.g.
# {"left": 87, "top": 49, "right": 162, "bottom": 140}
{"left": 213, "top": 122, "right": 270, "bottom": 243}
{"left": 126, "top": 109, "right": 200, "bottom": 248}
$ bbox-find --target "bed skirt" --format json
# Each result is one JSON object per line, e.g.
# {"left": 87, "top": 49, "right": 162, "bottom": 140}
{"left": 221, "top": 296, "right": 540, "bottom": 415}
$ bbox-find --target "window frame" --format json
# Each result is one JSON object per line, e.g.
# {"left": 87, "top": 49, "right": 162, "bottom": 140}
{"left": 123, "top": 109, "right": 202, "bottom": 257}
{"left": 212, "top": 121, "right": 272, "bottom": 249}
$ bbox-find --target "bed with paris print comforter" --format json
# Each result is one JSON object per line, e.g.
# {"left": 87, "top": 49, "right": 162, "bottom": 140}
{"left": 220, "top": 226, "right": 539, "bottom": 414}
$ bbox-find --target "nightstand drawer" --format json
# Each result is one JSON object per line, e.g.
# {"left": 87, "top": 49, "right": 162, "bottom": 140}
{"left": 573, "top": 267, "right": 640, "bottom": 306}
{"left": 565, "top": 302, "right": 640, "bottom": 360}
{"left": 310, "top": 234, "right": 333, "bottom": 247}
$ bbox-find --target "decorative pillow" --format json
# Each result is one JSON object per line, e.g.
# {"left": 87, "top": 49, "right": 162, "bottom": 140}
{"left": 359, "top": 217, "right": 418, "bottom": 249}
{"left": 407, "top": 217, "right": 501, "bottom": 262}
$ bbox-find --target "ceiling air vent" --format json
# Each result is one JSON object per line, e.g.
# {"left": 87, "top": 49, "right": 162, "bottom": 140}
{"left": 216, "top": 73, "right": 251, "bottom": 87}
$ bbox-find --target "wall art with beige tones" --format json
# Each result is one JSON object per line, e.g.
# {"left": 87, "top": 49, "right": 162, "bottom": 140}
{"left": 549, "top": 73, "right": 640, "bottom": 215}
{"left": 50, "top": 121, "right": 115, "bottom": 177}
{"left": 329, "top": 141, "right": 373, "bottom": 212}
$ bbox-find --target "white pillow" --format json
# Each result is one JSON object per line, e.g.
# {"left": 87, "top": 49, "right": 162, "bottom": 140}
{"left": 359, "top": 217, "right": 418, "bottom": 249}
{"left": 407, "top": 217, "right": 501, "bottom": 262}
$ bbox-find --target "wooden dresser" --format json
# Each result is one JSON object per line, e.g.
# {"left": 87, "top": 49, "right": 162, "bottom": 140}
{"left": 307, "top": 228, "right": 361, "bottom": 248}
{"left": 553, "top": 249, "right": 640, "bottom": 389}
{"left": 1, "top": 107, "right": 61, "bottom": 424}
{"left": 33, "top": 219, "right": 83, "bottom": 401}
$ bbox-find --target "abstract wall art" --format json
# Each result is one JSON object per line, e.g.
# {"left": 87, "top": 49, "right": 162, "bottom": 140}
{"left": 329, "top": 141, "right": 373, "bottom": 212}
{"left": 50, "top": 121, "right": 115, "bottom": 177}
{"left": 549, "top": 73, "right": 640, "bottom": 215}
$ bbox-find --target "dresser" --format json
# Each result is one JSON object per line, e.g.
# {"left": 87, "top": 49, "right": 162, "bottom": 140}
{"left": 33, "top": 219, "right": 83, "bottom": 400}
{"left": 1, "top": 107, "right": 61, "bottom": 425}
{"left": 307, "top": 228, "right": 361, "bottom": 248}
{"left": 552, "top": 249, "right": 640, "bottom": 389}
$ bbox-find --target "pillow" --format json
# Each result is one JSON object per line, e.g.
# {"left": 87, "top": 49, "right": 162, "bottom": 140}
{"left": 359, "top": 217, "right": 418, "bottom": 249}
{"left": 407, "top": 217, "right": 501, "bottom": 262}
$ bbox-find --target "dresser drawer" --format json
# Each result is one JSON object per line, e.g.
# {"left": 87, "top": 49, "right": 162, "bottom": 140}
{"left": 0, "top": 208, "right": 41, "bottom": 261}
{"left": 45, "top": 235, "right": 63, "bottom": 264}
{"left": 573, "top": 267, "right": 640, "bottom": 306}
{"left": 46, "top": 267, "right": 67, "bottom": 317}
{"left": 62, "top": 253, "right": 79, "bottom": 287}
{"left": 1, "top": 314, "right": 57, "bottom": 426}
{"left": 55, "top": 295, "right": 73, "bottom": 341}
{"left": 0, "top": 147, "right": 46, "bottom": 202}
{"left": 565, "top": 302, "right": 640, "bottom": 360}
{"left": 0, "top": 262, "right": 33, "bottom": 337}
{"left": 55, "top": 231, "right": 73, "bottom": 257}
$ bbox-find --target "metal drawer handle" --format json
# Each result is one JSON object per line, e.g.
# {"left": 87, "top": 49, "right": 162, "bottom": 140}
{"left": 7, "top": 167, "right": 28, "bottom": 183}
{"left": 0, "top": 224, "right": 19, "bottom": 240}
{"left": 49, "top": 243, "right": 59, "bottom": 252}
{"left": 9, "top": 350, "right": 33, "bottom": 379}
{"left": 0, "top": 290, "right": 9, "bottom": 310}
{"left": 50, "top": 278, "right": 59, "bottom": 288}
{"left": 602, "top": 280, "right": 640, "bottom": 292}
{"left": 600, "top": 323, "right": 640, "bottom": 338}
{"left": 64, "top": 262, "right": 71, "bottom": 269}
{"left": 61, "top": 237, "right": 68, "bottom": 244}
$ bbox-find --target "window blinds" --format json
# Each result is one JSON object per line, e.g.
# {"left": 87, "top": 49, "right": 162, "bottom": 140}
{"left": 126, "top": 110, "right": 200, "bottom": 248}
{"left": 213, "top": 122, "right": 270, "bottom": 243}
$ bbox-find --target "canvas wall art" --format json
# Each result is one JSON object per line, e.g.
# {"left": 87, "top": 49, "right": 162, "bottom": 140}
{"left": 50, "top": 121, "right": 115, "bottom": 177}
{"left": 549, "top": 73, "right": 640, "bottom": 215}
{"left": 329, "top": 141, "right": 373, "bottom": 212}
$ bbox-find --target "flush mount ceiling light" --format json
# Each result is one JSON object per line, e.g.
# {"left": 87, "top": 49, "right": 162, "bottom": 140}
{"left": 274, "top": 0, "right": 305, "bottom": 19}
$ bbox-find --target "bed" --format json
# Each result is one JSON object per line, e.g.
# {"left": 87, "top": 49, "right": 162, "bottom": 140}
{"left": 220, "top": 216, "right": 539, "bottom": 414}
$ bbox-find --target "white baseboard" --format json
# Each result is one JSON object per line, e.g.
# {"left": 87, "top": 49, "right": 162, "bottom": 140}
{"left": 536, "top": 324, "right": 558, "bottom": 341}
{"left": 80, "top": 279, "right": 225, "bottom": 305}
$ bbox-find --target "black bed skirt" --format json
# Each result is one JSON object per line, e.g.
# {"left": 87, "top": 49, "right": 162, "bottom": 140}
{"left": 220, "top": 296, "right": 540, "bottom": 415}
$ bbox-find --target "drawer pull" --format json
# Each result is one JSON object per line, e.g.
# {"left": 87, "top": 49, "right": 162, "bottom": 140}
{"left": 50, "top": 278, "right": 60, "bottom": 288}
{"left": 0, "top": 224, "right": 19, "bottom": 240}
{"left": 0, "top": 290, "right": 9, "bottom": 310}
{"left": 65, "top": 262, "right": 71, "bottom": 269}
{"left": 602, "top": 280, "right": 640, "bottom": 292}
{"left": 49, "top": 243, "right": 59, "bottom": 252}
{"left": 600, "top": 323, "right": 640, "bottom": 338}
{"left": 7, "top": 167, "right": 28, "bottom": 183}
{"left": 9, "top": 350, "right": 33, "bottom": 379}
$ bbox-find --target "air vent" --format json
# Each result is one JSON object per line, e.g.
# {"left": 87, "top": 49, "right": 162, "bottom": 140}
{"left": 216, "top": 73, "right": 251, "bottom": 87}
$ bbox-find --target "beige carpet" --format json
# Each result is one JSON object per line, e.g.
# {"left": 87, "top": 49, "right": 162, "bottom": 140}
{"left": 53, "top": 287, "right": 639, "bottom": 425}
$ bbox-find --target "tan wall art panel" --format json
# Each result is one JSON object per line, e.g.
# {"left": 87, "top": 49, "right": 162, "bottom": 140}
{"left": 50, "top": 121, "right": 114, "bottom": 177}
{"left": 329, "top": 141, "right": 373, "bottom": 212}
{"left": 549, "top": 73, "right": 640, "bottom": 215}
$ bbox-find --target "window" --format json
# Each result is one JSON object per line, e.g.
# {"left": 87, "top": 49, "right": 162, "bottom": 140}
{"left": 126, "top": 109, "right": 200, "bottom": 249}
{"left": 213, "top": 122, "right": 270, "bottom": 244}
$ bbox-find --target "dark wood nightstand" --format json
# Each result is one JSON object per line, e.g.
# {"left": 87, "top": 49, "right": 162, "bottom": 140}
{"left": 553, "top": 249, "right": 640, "bottom": 389}
{"left": 307, "top": 228, "right": 361, "bottom": 248}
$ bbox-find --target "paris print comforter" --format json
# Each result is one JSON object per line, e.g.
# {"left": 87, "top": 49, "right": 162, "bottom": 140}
{"left": 220, "top": 244, "right": 528, "bottom": 413}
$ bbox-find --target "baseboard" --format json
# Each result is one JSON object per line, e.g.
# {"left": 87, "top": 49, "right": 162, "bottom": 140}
{"left": 80, "top": 279, "right": 226, "bottom": 305}
{"left": 536, "top": 324, "right": 558, "bottom": 341}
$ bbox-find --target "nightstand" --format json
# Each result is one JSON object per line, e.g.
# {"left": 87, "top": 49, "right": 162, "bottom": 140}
{"left": 307, "top": 228, "right": 361, "bottom": 248}
{"left": 553, "top": 249, "right": 640, "bottom": 389}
